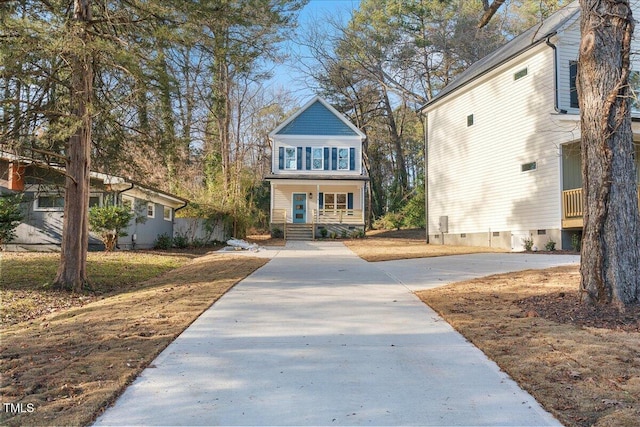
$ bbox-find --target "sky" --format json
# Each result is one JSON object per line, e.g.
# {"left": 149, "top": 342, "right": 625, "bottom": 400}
{"left": 266, "top": 0, "right": 361, "bottom": 103}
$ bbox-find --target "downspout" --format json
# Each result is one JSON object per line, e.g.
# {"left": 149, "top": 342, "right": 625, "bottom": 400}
{"left": 116, "top": 182, "right": 134, "bottom": 203}
{"left": 545, "top": 36, "right": 567, "bottom": 114}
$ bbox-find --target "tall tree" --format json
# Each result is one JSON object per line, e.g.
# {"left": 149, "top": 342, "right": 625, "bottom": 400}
{"left": 577, "top": 0, "right": 639, "bottom": 306}
{"left": 480, "top": 0, "right": 640, "bottom": 307}
{"left": 54, "top": 0, "right": 93, "bottom": 290}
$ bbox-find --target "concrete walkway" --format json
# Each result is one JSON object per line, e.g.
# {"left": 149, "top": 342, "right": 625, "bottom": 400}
{"left": 95, "top": 242, "right": 579, "bottom": 426}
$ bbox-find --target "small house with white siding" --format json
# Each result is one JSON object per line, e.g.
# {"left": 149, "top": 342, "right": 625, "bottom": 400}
{"left": 266, "top": 97, "right": 368, "bottom": 239}
{"left": 420, "top": 0, "right": 640, "bottom": 251}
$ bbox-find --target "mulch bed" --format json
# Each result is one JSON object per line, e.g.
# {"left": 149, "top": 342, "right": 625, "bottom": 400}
{"left": 518, "top": 291, "right": 640, "bottom": 332}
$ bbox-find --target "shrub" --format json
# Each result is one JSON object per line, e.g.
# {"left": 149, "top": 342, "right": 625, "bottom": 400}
{"left": 172, "top": 233, "right": 189, "bottom": 249}
{"left": 154, "top": 233, "right": 173, "bottom": 250}
{"left": 522, "top": 235, "right": 534, "bottom": 252}
{"left": 0, "top": 193, "right": 24, "bottom": 249}
{"left": 544, "top": 239, "right": 556, "bottom": 251}
{"left": 89, "top": 205, "right": 135, "bottom": 251}
{"left": 571, "top": 233, "right": 581, "bottom": 252}
{"left": 320, "top": 227, "right": 328, "bottom": 238}
{"left": 373, "top": 212, "right": 405, "bottom": 231}
{"left": 329, "top": 231, "right": 337, "bottom": 239}
{"left": 350, "top": 229, "right": 365, "bottom": 239}
{"left": 341, "top": 229, "right": 347, "bottom": 238}
{"left": 271, "top": 227, "right": 283, "bottom": 238}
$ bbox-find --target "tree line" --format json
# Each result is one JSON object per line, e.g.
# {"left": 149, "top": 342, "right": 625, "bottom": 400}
{"left": 2, "top": 0, "right": 638, "bottom": 308}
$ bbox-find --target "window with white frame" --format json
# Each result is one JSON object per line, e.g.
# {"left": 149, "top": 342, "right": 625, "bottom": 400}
{"left": 337, "top": 148, "right": 349, "bottom": 170}
{"left": 163, "top": 206, "right": 172, "bottom": 221}
{"left": 285, "top": 147, "right": 297, "bottom": 170}
{"left": 147, "top": 202, "right": 155, "bottom": 218}
{"left": 35, "top": 193, "right": 102, "bottom": 211}
{"left": 312, "top": 147, "right": 324, "bottom": 170}
{"left": 324, "top": 193, "right": 347, "bottom": 211}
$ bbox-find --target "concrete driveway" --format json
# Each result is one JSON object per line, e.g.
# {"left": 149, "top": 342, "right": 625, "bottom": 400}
{"left": 94, "top": 242, "right": 579, "bottom": 426}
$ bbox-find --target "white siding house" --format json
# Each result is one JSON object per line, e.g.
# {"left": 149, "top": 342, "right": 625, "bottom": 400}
{"left": 266, "top": 97, "right": 368, "bottom": 239}
{"left": 421, "top": 1, "right": 640, "bottom": 251}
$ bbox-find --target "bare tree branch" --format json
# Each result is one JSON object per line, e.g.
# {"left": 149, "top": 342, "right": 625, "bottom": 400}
{"left": 478, "top": 0, "right": 506, "bottom": 28}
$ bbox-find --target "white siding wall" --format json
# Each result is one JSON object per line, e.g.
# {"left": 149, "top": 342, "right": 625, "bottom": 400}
{"left": 557, "top": 1, "right": 640, "bottom": 114}
{"left": 427, "top": 45, "right": 578, "bottom": 236}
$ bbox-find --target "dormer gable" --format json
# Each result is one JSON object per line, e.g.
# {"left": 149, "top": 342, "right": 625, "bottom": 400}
{"left": 270, "top": 96, "right": 366, "bottom": 139}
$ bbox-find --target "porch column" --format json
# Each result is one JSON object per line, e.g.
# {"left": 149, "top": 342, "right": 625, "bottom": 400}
{"left": 316, "top": 183, "right": 320, "bottom": 223}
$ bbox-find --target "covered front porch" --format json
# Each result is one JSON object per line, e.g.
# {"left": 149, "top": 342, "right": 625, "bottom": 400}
{"left": 561, "top": 141, "right": 640, "bottom": 228}
{"left": 267, "top": 177, "right": 368, "bottom": 240}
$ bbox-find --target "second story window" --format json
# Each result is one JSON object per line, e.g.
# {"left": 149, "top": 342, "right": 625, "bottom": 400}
{"left": 337, "top": 148, "right": 349, "bottom": 170}
{"left": 569, "top": 61, "right": 578, "bottom": 109}
{"left": 312, "top": 147, "right": 324, "bottom": 170}
{"left": 285, "top": 147, "right": 297, "bottom": 170}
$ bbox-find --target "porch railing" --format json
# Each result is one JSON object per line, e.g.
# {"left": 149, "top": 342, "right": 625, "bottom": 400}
{"left": 315, "top": 209, "right": 364, "bottom": 224}
{"left": 271, "top": 208, "right": 364, "bottom": 226}
{"left": 562, "top": 186, "right": 640, "bottom": 220}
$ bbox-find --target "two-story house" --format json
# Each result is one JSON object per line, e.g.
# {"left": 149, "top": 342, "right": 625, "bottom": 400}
{"left": 266, "top": 97, "right": 368, "bottom": 239}
{"left": 420, "top": 0, "right": 640, "bottom": 251}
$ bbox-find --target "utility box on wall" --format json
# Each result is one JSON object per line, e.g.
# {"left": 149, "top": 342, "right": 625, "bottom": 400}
{"left": 439, "top": 216, "right": 448, "bottom": 233}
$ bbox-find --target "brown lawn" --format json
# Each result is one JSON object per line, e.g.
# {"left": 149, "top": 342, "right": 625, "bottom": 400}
{"left": 344, "top": 228, "right": 507, "bottom": 261}
{"left": 0, "top": 251, "right": 268, "bottom": 427}
{"left": 2, "top": 229, "right": 638, "bottom": 427}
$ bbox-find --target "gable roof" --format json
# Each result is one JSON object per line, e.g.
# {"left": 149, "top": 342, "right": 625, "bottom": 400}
{"left": 422, "top": 0, "right": 580, "bottom": 110}
{"left": 270, "top": 96, "right": 366, "bottom": 139}
{"left": 0, "top": 151, "right": 188, "bottom": 208}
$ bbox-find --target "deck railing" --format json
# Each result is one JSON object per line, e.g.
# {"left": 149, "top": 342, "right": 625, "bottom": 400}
{"left": 315, "top": 209, "right": 364, "bottom": 224}
{"left": 271, "top": 208, "right": 364, "bottom": 226}
{"left": 562, "top": 186, "right": 640, "bottom": 220}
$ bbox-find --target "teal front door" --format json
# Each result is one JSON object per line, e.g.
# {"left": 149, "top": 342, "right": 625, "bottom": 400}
{"left": 293, "top": 193, "right": 306, "bottom": 223}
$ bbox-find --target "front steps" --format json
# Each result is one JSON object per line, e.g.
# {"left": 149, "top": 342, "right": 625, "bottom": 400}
{"left": 285, "top": 224, "right": 314, "bottom": 240}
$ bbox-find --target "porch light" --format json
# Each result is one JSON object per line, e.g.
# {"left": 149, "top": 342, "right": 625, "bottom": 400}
{"left": 309, "top": 192, "right": 313, "bottom": 199}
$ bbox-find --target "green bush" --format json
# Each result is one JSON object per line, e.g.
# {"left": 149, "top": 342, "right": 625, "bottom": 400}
{"left": 271, "top": 227, "right": 283, "bottom": 238}
{"left": 374, "top": 212, "right": 405, "bottom": 231}
{"left": 89, "top": 205, "right": 135, "bottom": 251}
{"left": 522, "top": 235, "right": 534, "bottom": 252}
{"left": 544, "top": 239, "right": 556, "bottom": 251}
{"left": 0, "top": 193, "right": 24, "bottom": 249}
{"left": 571, "top": 233, "right": 581, "bottom": 252}
{"left": 154, "top": 233, "right": 173, "bottom": 250}
{"left": 172, "top": 233, "right": 189, "bottom": 249}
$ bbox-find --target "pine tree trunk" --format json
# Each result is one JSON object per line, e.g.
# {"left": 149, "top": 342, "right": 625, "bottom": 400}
{"left": 54, "top": 0, "right": 92, "bottom": 292}
{"left": 577, "top": 0, "right": 640, "bottom": 306}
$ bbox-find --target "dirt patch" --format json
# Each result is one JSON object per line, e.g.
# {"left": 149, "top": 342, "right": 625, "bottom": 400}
{"left": 417, "top": 266, "right": 640, "bottom": 427}
{"left": 0, "top": 253, "right": 268, "bottom": 427}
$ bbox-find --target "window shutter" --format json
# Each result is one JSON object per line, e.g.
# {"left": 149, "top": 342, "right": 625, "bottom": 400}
{"left": 331, "top": 148, "right": 337, "bottom": 170}
{"left": 319, "top": 192, "right": 324, "bottom": 209}
{"left": 278, "top": 147, "right": 284, "bottom": 170}
{"left": 297, "top": 147, "right": 303, "bottom": 170}
{"left": 324, "top": 148, "right": 329, "bottom": 170}
{"left": 349, "top": 147, "right": 355, "bottom": 171}
{"left": 306, "top": 147, "right": 311, "bottom": 170}
{"left": 347, "top": 193, "right": 353, "bottom": 209}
